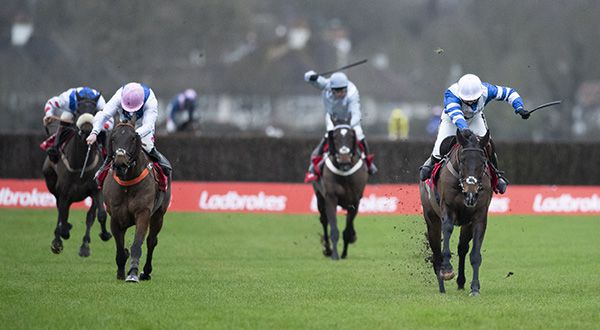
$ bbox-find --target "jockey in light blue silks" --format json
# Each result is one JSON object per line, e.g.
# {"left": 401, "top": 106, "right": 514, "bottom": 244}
{"left": 419, "top": 74, "right": 531, "bottom": 194}
{"left": 303, "top": 70, "right": 377, "bottom": 183}
{"left": 86, "top": 82, "right": 172, "bottom": 185}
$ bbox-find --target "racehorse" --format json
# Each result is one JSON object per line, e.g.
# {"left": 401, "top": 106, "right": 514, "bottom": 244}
{"left": 42, "top": 97, "right": 112, "bottom": 256}
{"left": 419, "top": 129, "right": 493, "bottom": 295}
{"left": 312, "top": 122, "right": 368, "bottom": 260}
{"left": 103, "top": 120, "right": 171, "bottom": 282}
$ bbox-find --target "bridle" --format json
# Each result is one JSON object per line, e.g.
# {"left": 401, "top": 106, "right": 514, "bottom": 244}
{"left": 112, "top": 122, "right": 138, "bottom": 172}
{"left": 456, "top": 147, "right": 487, "bottom": 194}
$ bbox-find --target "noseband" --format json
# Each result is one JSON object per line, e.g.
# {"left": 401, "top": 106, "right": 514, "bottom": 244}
{"left": 457, "top": 147, "right": 487, "bottom": 193}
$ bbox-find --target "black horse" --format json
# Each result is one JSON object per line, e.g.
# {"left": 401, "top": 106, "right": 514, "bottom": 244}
{"left": 419, "top": 129, "right": 493, "bottom": 295}
{"left": 42, "top": 99, "right": 111, "bottom": 256}
{"left": 312, "top": 123, "right": 369, "bottom": 260}
{"left": 103, "top": 120, "right": 171, "bottom": 282}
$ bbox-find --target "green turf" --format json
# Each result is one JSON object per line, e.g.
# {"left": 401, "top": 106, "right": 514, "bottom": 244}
{"left": 0, "top": 209, "right": 599, "bottom": 329}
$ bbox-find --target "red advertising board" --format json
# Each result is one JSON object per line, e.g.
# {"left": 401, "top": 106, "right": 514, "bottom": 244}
{"left": 1, "top": 179, "right": 600, "bottom": 215}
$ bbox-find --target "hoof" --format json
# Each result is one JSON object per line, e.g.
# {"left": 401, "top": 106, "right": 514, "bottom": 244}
{"left": 349, "top": 235, "right": 357, "bottom": 244}
{"left": 51, "top": 240, "right": 63, "bottom": 254}
{"left": 140, "top": 273, "right": 151, "bottom": 281}
{"left": 469, "top": 290, "right": 480, "bottom": 297}
{"left": 59, "top": 223, "right": 73, "bottom": 240}
{"left": 117, "top": 270, "right": 125, "bottom": 281}
{"left": 322, "top": 248, "right": 332, "bottom": 257}
{"left": 125, "top": 274, "right": 139, "bottom": 283}
{"left": 78, "top": 245, "right": 90, "bottom": 257}
{"left": 99, "top": 232, "right": 112, "bottom": 242}
{"left": 330, "top": 253, "right": 340, "bottom": 261}
{"left": 341, "top": 250, "right": 348, "bottom": 259}
{"left": 440, "top": 271, "right": 455, "bottom": 281}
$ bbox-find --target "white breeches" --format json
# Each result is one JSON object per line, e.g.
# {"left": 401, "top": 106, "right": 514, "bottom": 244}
{"left": 432, "top": 112, "right": 488, "bottom": 158}
{"left": 140, "top": 133, "right": 154, "bottom": 152}
{"left": 325, "top": 114, "right": 365, "bottom": 140}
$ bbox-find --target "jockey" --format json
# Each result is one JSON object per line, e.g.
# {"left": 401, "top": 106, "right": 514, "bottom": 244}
{"left": 166, "top": 88, "right": 198, "bottom": 133}
{"left": 418, "top": 74, "right": 530, "bottom": 194}
{"left": 303, "top": 70, "right": 377, "bottom": 183}
{"left": 43, "top": 87, "right": 113, "bottom": 163}
{"left": 86, "top": 82, "right": 172, "bottom": 182}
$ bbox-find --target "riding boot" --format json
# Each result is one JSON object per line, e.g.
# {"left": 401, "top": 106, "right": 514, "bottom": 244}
{"left": 419, "top": 155, "right": 441, "bottom": 181}
{"left": 148, "top": 148, "right": 172, "bottom": 178}
{"left": 47, "top": 121, "right": 70, "bottom": 163}
{"left": 359, "top": 138, "right": 378, "bottom": 175}
{"left": 304, "top": 136, "right": 327, "bottom": 183}
{"left": 489, "top": 152, "right": 508, "bottom": 194}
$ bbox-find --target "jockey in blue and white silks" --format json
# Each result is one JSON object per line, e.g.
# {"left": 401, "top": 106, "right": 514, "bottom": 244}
{"left": 419, "top": 74, "right": 530, "bottom": 194}
{"left": 302, "top": 70, "right": 377, "bottom": 183}
{"left": 87, "top": 82, "right": 172, "bottom": 182}
{"left": 43, "top": 87, "right": 112, "bottom": 163}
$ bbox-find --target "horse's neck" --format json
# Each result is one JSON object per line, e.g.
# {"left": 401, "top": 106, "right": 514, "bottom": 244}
{"left": 126, "top": 149, "right": 151, "bottom": 179}
{"left": 63, "top": 133, "right": 89, "bottom": 167}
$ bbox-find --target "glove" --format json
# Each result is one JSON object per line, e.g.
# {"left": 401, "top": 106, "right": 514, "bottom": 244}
{"left": 86, "top": 133, "right": 97, "bottom": 145}
{"left": 304, "top": 70, "right": 318, "bottom": 82}
{"left": 43, "top": 116, "right": 54, "bottom": 126}
{"left": 460, "top": 128, "right": 474, "bottom": 139}
{"left": 517, "top": 108, "right": 530, "bottom": 120}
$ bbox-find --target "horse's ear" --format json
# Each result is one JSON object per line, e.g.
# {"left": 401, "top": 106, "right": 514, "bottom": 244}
{"left": 94, "top": 94, "right": 101, "bottom": 103}
{"left": 130, "top": 115, "right": 137, "bottom": 126}
{"left": 75, "top": 90, "right": 82, "bottom": 101}
{"left": 480, "top": 130, "right": 490, "bottom": 148}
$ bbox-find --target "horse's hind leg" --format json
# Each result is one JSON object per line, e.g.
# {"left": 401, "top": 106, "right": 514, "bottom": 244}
{"left": 96, "top": 193, "right": 112, "bottom": 242}
{"left": 440, "top": 213, "right": 455, "bottom": 281}
{"left": 126, "top": 212, "right": 151, "bottom": 283}
{"left": 111, "top": 220, "right": 128, "bottom": 280}
{"left": 317, "top": 193, "right": 332, "bottom": 256}
{"left": 425, "top": 215, "right": 445, "bottom": 293}
{"left": 140, "top": 215, "right": 164, "bottom": 281}
{"left": 457, "top": 224, "right": 473, "bottom": 290}
{"left": 341, "top": 204, "right": 358, "bottom": 259}
{"left": 79, "top": 201, "right": 97, "bottom": 257}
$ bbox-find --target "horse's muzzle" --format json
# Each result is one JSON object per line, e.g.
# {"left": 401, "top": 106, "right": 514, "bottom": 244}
{"left": 464, "top": 192, "right": 478, "bottom": 208}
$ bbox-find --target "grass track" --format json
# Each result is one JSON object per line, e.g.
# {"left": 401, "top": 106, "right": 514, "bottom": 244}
{"left": 0, "top": 209, "right": 599, "bottom": 329}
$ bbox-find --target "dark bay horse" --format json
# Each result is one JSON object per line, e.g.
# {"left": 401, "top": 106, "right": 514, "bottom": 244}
{"left": 312, "top": 124, "right": 368, "bottom": 260}
{"left": 43, "top": 104, "right": 111, "bottom": 256}
{"left": 103, "top": 120, "right": 171, "bottom": 282}
{"left": 419, "top": 129, "right": 493, "bottom": 296}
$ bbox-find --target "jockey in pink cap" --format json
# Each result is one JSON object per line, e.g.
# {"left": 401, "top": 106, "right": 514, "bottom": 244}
{"left": 86, "top": 82, "right": 172, "bottom": 186}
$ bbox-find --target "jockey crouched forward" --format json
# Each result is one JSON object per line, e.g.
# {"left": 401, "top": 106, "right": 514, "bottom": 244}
{"left": 419, "top": 74, "right": 531, "bottom": 194}
{"left": 303, "top": 70, "right": 377, "bottom": 183}
{"left": 86, "top": 82, "right": 172, "bottom": 188}
{"left": 42, "top": 87, "right": 113, "bottom": 162}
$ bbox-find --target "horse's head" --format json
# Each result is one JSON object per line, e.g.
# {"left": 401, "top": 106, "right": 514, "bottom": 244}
{"left": 110, "top": 120, "right": 141, "bottom": 179}
{"left": 456, "top": 129, "right": 490, "bottom": 207}
{"left": 75, "top": 89, "right": 101, "bottom": 116}
{"left": 330, "top": 124, "right": 358, "bottom": 171}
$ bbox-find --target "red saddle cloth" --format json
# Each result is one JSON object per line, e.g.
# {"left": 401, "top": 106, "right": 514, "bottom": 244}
{"left": 425, "top": 161, "right": 501, "bottom": 194}
{"left": 39, "top": 134, "right": 56, "bottom": 151}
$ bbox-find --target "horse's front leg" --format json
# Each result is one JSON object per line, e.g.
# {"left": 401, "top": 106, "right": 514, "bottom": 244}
{"left": 140, "top": 214, "right": 164, "bottom": 281}
{"left": 457, "top": 224, "right": 473, "bottom": 290}
{"left": 95, "top": 192, "right": 112, "bottom": 242}
{"left": 51, "top": 198, "right": 72, "bottom": 254}
{"left": 469, "top": 218, "right": 487, "bottom": 296}
{"left": 325, "top": 196, "right": 340, "bottom": 260}
{"left": 341, "top": 204, "right": 358, "bottom": 259}
{"left": 126, "top": 210, "right": 151, "bottom": 283}
{"left": 440, "top": 210, "right": 455, "bottom": 281}
{"left": 111, "top": 220, "right": 128, "bottom": 280}
{"left": 79, "top": 199, "right": 97, "bottom": 257}
{"left": 317, "top": 193, "right": 331, "bottom": 256}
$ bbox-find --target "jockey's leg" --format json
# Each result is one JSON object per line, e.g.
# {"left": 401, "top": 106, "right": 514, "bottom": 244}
{"left": 419, "top": 155, "right": 441, "bottom": 181}
{"left": 97, "top": 131, "right": 108, "bottom": 158}
{"left": 420, "top": 113, "right": 454, "bottom": 181}
{"left": 47, "top": 121, "right": 71, "bottom": 163}
{"left": 488, "top": 145, "right": 508, "bottom": 194}
{"left": 94, "top": 155, "right": 113, "bottom": 189}
{"left": 359, "top": 138, "right": 378, "bottom": 175}
{"left": 148, "top": 148, "right": 172, "bottom": 178}
{"left": 304, "top": 135, "right": 327, "bottom": 183}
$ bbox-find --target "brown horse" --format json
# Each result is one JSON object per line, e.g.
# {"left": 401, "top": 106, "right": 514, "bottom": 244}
{"left": 43, "top": 106, "right": 112, "bottom": 256}
{"left": 103, "top": 120, "right": 171, "bottom": 282}
{"left": 312, "top": 123, "right": 368, "bottom": 260}
{"left": 419, "top": 129, "right": 493, "bottom": 296}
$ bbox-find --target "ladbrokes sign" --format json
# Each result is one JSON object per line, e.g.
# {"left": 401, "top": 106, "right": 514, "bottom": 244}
{"left": 1, "top": 179, "right": 599, "bottom": 215}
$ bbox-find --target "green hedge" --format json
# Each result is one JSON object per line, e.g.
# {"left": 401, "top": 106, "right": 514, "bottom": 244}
{"left": 2, "top": 133, "right": 598, "bottom": 185}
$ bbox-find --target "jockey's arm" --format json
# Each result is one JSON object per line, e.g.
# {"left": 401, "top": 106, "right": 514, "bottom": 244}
{"left": 348, "top": 94, "right": 362, "bottom": 127}
{"left": 135, "top": 94, "right": 158, "bottom": 139}
{"left": 483, "top": 82, "right": 524, "bottom": 112}
{"left": 91, "top": 92, "right": 120, "bottom": 136}
{"left": 43, "top": 89, "right": 74, "bottom": 120}
{"left": 443, "top": 90, "right": 469, "bottom": 131}
{"left": 308, "top": 76, "right": 329, "bottom": 90}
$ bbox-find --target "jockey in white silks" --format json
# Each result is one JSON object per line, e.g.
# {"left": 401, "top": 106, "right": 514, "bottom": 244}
{"left": 419, "top": 74, "right": 531, "bottom": 194}
{"left": 86, "top": 82, "right": 172, "bottom": 184}
{"left": 43, "top": 87, "right": 113, "bottom": 162}
{"left": 302, "top": 70, "right": 377, "bottom": 183}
